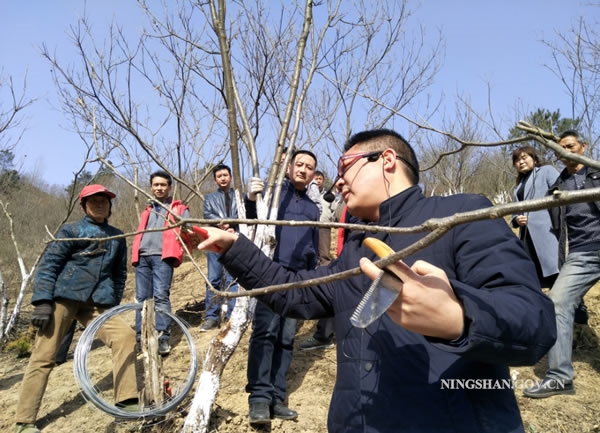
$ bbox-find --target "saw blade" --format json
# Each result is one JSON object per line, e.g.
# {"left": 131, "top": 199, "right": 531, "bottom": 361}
{"left": 350, "top": 238, "right": 402, "bottom": 328}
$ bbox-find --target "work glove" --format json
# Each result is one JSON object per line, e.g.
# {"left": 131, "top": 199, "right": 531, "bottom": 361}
{"left": 248, "top": 177, "right": 264, "bottom": 201}
{"left": 31, "top": 302, "right": 53, "bottom": 330}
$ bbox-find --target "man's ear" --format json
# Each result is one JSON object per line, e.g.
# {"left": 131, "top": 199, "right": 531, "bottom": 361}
{"left": 381, "top": 149, "right": 397, "bottom": 170}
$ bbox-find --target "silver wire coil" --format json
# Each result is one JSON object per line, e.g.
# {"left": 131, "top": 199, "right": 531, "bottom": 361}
{"left": 73, "top": 303, "right": 198, "bottom": 420}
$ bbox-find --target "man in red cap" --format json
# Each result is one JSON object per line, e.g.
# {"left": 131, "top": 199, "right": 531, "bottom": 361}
{"left": 15, "top": 184, "right": 138, "bottom": 433}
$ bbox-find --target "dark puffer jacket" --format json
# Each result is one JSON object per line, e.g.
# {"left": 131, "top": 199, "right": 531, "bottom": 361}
{"left": 272, "top": 178, "right": 319, "bottom": 271}
{"left": 220, "top": 186, "right": 556, "bottom": 433}
{"left": 32, "top": 216, "right": 127, "bottom": 307}
{"left": 547, "top": 167, "right": 600, "bottom": 265}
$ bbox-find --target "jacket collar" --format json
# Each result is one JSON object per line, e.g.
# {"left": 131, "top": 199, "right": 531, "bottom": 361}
{"left": 376, "top": 185, "right": 423, "bottom": 225}
{"left": 83, "top": 215, "right": 108, "bottom": 226}
{"left": 283, "top": 177, "right": 307, "bottom": 196}
{"left": 147, "top": 196, "right": 182, "bottom": 209}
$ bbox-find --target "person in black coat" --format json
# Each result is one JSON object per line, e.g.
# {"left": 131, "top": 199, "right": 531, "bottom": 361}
{"left": 524, "top": 129, "right": 600, "bottom": 399}
{"left": 198, "top": 129, "right": 556, "bottom": 433}
{"left": 245, "top": 150, "right": 320, "bottom": 425}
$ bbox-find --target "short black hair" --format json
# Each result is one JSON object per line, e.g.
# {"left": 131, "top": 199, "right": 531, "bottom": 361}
{"left": 291, "top": 149, "right": 317, "bottom": 168}
{"left": 150, "top": 170, "right": 173, "bottom": 185}
{"left": 212, "top": 164, "right": 232, "bottom": 179}
{"left": 314, "top": 170, "right": 324, "bottom": 177}
{"left": 559, "top": 129, "right": 583, "bottom": 141}
{"left": 344, "top": 128, "right": 419, "bottom": 184}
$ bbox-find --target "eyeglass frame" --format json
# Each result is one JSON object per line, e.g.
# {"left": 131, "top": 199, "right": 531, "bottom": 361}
{"left": 335, "top": 149, "right": 419, "bottom": 181}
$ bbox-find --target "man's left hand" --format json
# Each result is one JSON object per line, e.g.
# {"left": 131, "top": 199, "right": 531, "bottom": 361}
{"left": 31, "top": 302, "right": 53, "bottom": 330}
{"left": 248, "top": 177, "right": 264, "bottom": 201}
{"left": 359, "top": 257, "right": 464, "bottom": 340}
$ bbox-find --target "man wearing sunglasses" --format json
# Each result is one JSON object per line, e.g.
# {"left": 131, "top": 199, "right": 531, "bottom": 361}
{"left": 198, "top": 129, "right": 556, "bottom": 433}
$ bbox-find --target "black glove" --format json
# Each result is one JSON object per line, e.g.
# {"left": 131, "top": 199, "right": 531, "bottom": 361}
{"left": 31, "top": 302, "right": 53, "bottom": 330}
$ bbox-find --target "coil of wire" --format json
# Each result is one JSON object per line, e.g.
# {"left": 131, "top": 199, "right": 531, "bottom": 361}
{"left": 73, "top": 303, "right": 198, "bottom": 420}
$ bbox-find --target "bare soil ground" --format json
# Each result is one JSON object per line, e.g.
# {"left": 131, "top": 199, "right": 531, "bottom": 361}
{"left": 1, "top": 260, "right": 599, "bottom": 433}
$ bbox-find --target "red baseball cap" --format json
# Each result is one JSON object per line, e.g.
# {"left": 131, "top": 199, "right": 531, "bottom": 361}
{"left": 79, "top": 184, "right": 116, "bottom": 202}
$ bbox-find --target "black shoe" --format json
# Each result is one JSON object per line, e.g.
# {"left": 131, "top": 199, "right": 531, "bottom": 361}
{"left": 115, "top": 398, "right": 140, "bottom": 412}
{"left": 158, "top": 340, "right": 171, "bottom": 356}
{"left": 271, "top": 403, "right": 298, "bottom": 420}
{"left": 200, "top": 318, "right": 219, "bottom": 332}
{"left": 299, "top": 336, "right": 334, "bottom": 351}
{"left": 249, "top": 402, "right": 270, "bottom": 425}
{"left": 523, "top": 377, "right": 575, "bottom": 398}
{"left": 574, "top": 301, "right": 589, "bottom": 325}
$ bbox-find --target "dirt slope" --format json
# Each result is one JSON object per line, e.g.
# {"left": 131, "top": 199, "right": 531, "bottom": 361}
{"left": 1, "top": 261, "right": 599, "bottom": 433}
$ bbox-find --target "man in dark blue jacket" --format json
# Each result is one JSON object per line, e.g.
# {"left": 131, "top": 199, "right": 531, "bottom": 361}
{"left": 15, "top": 185, "right": 138, "bottom": 433}
{"left": 198, "top": 129, "right": 556, "bottom": 433}
{"left": 245, "top": 149, "right": 320, "bottom": 425}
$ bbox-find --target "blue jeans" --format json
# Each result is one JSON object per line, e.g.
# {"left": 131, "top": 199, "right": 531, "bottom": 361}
{"left": 205, "top": 252, "right": 238, "bottom": 321}
{"left": 135, "top": 255, "right": 174, "bottom": 342}
{"left": 246, "top": 301, "right": 297, "bottom": 405}
{"left": 547, "top": 250, "right": 600, "bottom": 381}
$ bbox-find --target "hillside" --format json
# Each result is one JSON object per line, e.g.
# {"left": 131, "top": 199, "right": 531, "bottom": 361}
{"left": 1, "top": 261, "right": 599, "bottom": 433}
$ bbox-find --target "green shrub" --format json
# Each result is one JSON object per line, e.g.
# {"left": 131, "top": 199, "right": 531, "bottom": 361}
{"left": 6, "top": 331, "right": 33, "bottom": 357}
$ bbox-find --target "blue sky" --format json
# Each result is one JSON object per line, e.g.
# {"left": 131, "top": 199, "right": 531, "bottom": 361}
{"left": 2, "top": 1, "right": 598, "bottom": 187}
{"left": 411, "top": 1, "right": 593, "bottom": 122}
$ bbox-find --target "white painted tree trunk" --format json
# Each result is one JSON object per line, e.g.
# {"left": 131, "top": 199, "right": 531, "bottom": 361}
{"left": 182, "top": 197, "right": 275, "bottom": 432}
{"left": 0, "top": 201, "right": 41, "bottom": 341}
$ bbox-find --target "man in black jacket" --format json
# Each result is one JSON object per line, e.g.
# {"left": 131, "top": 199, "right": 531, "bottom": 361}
{"left": 524, "top": 129, "right": 600, "bottom": 399}
{"left": 245, "top": 150, "right": 320, "bottom": 425}
{"left": 198, "top": 129, "right": 556, "bottom": 433}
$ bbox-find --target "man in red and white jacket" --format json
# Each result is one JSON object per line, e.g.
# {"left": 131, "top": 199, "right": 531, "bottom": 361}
{"left": 131, "top": 170, "right": 189, "bottom": 356}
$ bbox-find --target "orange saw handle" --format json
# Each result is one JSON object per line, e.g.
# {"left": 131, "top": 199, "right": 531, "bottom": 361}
{"left": 363, "top": 237, "right": 395, "bottom": 260}
{"left": 180, "top": 226, "right": 221, "bottom": 252}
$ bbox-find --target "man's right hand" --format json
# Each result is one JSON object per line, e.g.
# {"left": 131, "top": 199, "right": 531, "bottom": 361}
{"left": 197, "top": 226, "right": 238, "bottom": 254}
{"left": 31, "top": 302, "right": 53, "bottom": 330}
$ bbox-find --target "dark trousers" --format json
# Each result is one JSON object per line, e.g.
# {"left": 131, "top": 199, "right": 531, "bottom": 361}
{"left": 314, "top": 317, "right": 335, "bottom": 341}
{"left": 246, "top": 301, "right": 297, "bottom": 405}
{"left": 205, "top": 251, "right": 238, "bottom": 321}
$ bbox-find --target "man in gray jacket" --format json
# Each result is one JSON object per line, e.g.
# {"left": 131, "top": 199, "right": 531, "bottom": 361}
{"left": 201, "top": 164, "right": 241, "bottom": 331}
